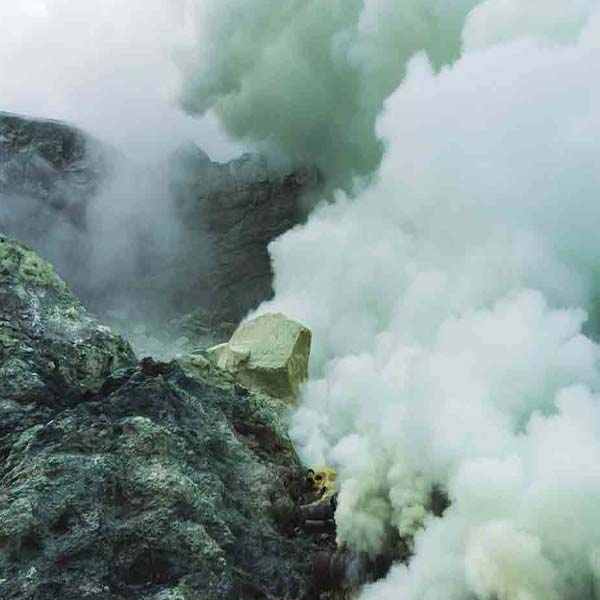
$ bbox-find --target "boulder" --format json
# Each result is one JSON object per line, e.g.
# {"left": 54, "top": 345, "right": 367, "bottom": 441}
{"left": 210, "top": 313, "right": 311, "bottom": 400}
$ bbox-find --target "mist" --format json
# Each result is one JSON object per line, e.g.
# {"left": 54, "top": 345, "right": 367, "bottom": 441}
{"left": 0, "top": 0, "right": 242, "bottom": 162}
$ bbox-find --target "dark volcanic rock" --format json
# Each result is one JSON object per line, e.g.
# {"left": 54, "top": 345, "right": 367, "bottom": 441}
{"left": 0, "top": 235, "right": 136, "bottom": 409}
{"left": 0, "top": 237, "right": 317, "bottom": 599}
{"left": 171, "top": 149, "right": 321, "bottom": 323}
{"left": 0, "top": 111, "right": 108, "bottom": 212}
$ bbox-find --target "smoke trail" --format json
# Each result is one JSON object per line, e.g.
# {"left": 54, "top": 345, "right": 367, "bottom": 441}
{"left": 179, "top": 0, "right": 481, "bottom": 188}
{"left": 187, "top": 1, "right": 600, "bottom": 598}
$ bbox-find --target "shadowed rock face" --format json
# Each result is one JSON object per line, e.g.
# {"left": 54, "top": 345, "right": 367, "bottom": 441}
{"left": 171, "top": 148, "right": 321, "bottom": 323}
{"left": 0, "top": 111, "right": 320, "bottom": 331}
{"left": 0, "top": 236, "right": 318, "bottom": 599}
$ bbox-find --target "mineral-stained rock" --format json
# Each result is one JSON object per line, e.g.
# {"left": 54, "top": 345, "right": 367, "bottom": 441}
{"left": 0, "top": 238, "right": 318, "bottom": 600}
{"left": 209, "top": 313, "right": 312, "bottom": 400}
{"left": 0, "top": 235, "right": 136, "bottom": 408}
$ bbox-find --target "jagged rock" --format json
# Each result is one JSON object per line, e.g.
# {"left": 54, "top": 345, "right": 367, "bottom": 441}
{"left": 0, "top": 235, "right": 136, "bottom": 407}
{"left": 0, "top": 239, "right": 318, "bottom": 599}
{"left": 209, "top": 313, "right": 311, "bottom": 400}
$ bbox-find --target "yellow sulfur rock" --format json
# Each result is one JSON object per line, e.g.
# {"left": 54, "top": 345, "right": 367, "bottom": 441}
{"left": 208, "top": 313, "right": 311, "bottom": 401}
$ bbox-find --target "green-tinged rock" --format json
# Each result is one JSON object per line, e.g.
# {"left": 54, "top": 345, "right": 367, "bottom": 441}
{"left": 0, "top": 235, "right": 67, "bottom": 291}
{"left": 0, "top": 236, "right": 136, "bottom": 406}
{"left": 212, "top": 313, "right": 311, "bottom": 401}
{"left": 0, "top": 238, "right": 319, "bottom": 600}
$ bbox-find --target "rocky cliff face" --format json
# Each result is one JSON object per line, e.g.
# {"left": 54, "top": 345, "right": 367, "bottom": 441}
{"left": 0, "top": 112, "right": 328, "bottom": 598}
{"left": 0, "top": 112, "right": 320, "bottom": 335}
{"left": 170, "top": 146, "right": 320, "bottom": 324}
{"left": 0, "top": 236, "right": 319, "bottom": 599}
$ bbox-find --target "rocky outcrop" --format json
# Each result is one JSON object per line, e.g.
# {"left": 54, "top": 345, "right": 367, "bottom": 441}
{"left": 0, "top": 111, "right": 109, "bottom": 217}
{"left": 171, "top": 147, "right": 321, "bottom": 322}
{"left": 0, "top": 235, "right": 135, "bottom": 408}
{"left": 0, "top": 237, "right": 321, "bottom": 599}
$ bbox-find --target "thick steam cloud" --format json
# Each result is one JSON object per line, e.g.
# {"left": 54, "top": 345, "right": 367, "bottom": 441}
{"left": 229, "top": 1, "right": 600, "bottom": 599}
{"left": 179, "top": 0, "right": 481, "bottom": 188}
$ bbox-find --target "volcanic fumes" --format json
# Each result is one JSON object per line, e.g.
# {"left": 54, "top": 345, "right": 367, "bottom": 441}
{"left": 184, "top": 2, "right": 600, "bottom": 600}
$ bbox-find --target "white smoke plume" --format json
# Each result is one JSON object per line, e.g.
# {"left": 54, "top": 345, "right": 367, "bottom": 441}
{"left": 181, "top": 1, "right": 600, "bottom": 599}
{"left": 178, "top": 0, "right": 481, "bottom": 188}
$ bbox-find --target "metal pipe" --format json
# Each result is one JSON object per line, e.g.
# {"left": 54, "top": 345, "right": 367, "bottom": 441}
{"left": 299, "top": 498, "right": 335, "bottom": 522}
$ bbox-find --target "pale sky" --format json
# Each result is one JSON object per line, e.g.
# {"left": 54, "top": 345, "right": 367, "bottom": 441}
{"left": 0, "top": 0, "right": 243, "bottom": 162}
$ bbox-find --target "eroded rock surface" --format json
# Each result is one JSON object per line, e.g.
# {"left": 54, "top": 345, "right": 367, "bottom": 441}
{"left": 0, "top": 238, "right": 319, "bottom": 599}
{"left": 0, "top": 235, "right": 135, "bottom": 409}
